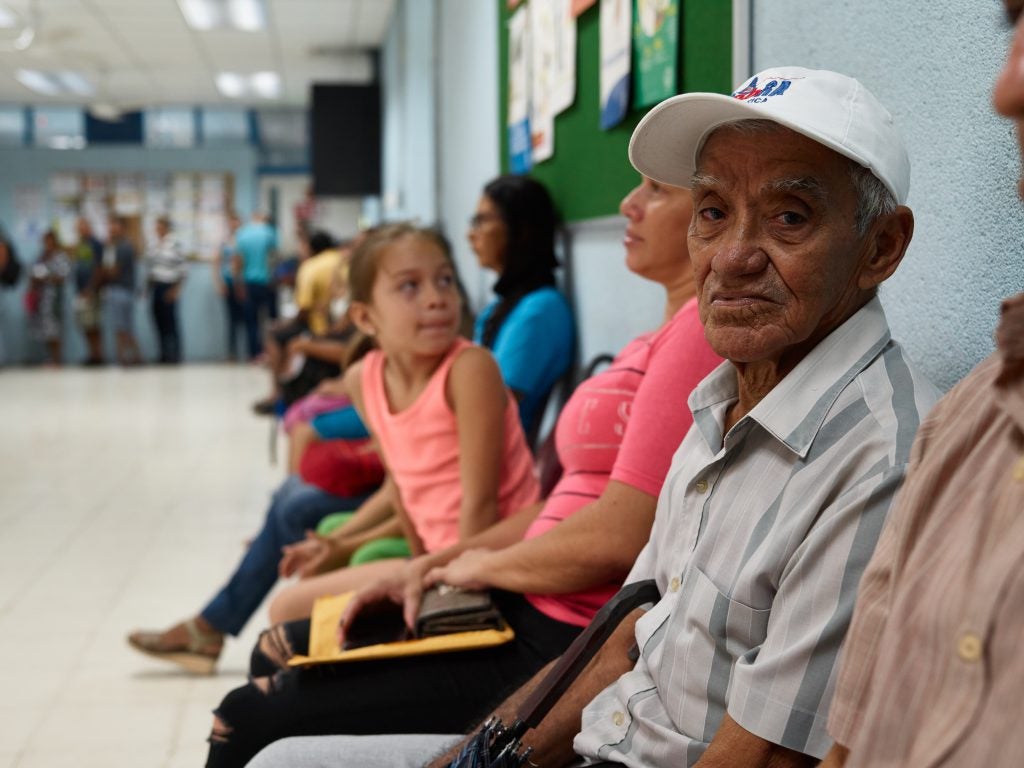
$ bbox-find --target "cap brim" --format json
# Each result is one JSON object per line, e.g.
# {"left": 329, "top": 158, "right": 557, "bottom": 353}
{"left": 628, "top": 93, "right": 764, "bottom": 188}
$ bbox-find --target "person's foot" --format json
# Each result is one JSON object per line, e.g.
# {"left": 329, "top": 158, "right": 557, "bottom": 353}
{"left": 127, "top": 618, "right": 224, "bottom": 674}
{"left": 252, "top": 397, "right": 277, "bottom": 416}
{"left": 82, "top": 357, "right": 104, "bottom": 367}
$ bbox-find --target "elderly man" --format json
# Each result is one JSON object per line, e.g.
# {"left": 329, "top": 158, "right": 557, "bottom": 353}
{"left": 821, "top": 3, "right": 1024, "bottom": 766}
{"left": 245, "top": 67, "right": 939, "bottom": 768}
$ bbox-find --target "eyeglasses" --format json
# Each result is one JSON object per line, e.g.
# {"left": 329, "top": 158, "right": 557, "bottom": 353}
{"left": 468, "top": 212, "right": 500, "bottom": 229}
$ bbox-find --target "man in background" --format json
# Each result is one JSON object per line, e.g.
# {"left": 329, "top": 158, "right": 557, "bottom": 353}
{"left": 102, "top": 216, "right": 142, "bottom": 367}
{"left": 73, "top": 216, "right": 104, "bottom": 366}
{"left": 233, "top": 211, "right": 278, "bottom": 362}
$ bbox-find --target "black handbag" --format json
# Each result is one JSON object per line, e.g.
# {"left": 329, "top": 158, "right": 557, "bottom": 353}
{"left": 445, "top": 579, "right": 661, "bottom": 768}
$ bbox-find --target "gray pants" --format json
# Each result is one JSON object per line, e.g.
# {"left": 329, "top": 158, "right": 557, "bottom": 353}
{"left": 244, "top": 734, "right": 461, "bottom": 768}
{"left": 244, "top": 733, "right": 614, "bottom": 768}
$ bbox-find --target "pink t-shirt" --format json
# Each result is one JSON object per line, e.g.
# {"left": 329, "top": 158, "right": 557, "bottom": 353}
{"left": 525, "top": 298, "right": 723, "bottom": 626}
{"left": 360, "top": 338, "right": 540, "bottom": 554}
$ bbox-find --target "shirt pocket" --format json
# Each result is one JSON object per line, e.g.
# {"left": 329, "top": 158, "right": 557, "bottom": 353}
{"left": 690, "top": 565, "right": 772, "bottom": 660}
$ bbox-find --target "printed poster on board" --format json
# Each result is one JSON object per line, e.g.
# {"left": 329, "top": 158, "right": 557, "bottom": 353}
{"left": 508, "top": 6, "right": 532, "bottom": 174}
{"left": 529, "top": 0, "right": 576, "bottom": 164}
{"left": 633, "top": 0, "right": 679, "bottom": 108}
{"left": 599, "top": 0, "right": 632, "bottom": 130}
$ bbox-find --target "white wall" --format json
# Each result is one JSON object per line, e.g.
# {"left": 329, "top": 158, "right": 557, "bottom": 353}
{"left": 751, "top": 0, "right": 1023, "bottom": 391}
{"left": 436, "top": 0, "right": 502, "bottom": 310}
{"left": 380, "top": 0, "right": 438, "bottom": 226}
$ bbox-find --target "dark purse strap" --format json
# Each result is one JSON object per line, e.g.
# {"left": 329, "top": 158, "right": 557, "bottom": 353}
{"left": 511, "top": 579, "right": 661, "bottom": 734}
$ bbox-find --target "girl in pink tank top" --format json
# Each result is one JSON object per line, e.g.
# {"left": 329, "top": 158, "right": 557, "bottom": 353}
{"left": 267, "top": 223, "right": 539, "bottom": 624}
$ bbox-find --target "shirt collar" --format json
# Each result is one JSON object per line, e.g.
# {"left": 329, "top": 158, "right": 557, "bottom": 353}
{"left": 689, "top": 296, "right": 892, "bottom": 458}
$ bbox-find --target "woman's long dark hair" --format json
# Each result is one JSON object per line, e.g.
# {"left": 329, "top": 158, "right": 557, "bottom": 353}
{"left": 479, "top": 175, "right": 561, "bottom": 349}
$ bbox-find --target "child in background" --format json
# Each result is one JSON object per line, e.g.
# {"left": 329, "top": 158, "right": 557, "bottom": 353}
{"left": 128, "top": 222, "right": 540, "bottom": 671}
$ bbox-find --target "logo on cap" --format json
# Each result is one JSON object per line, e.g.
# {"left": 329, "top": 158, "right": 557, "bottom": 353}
{"left": 732, "top": 76, "right": 793, "bottom": 104}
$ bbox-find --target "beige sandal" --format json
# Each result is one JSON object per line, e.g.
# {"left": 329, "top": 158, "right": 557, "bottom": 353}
{"left": 127, "top": 618, "right": 223, "bottom": 675}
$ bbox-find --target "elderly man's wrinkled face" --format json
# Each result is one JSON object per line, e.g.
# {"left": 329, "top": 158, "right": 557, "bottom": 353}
{"left": 689, "top": 127, "right": 873, "bottom": 366}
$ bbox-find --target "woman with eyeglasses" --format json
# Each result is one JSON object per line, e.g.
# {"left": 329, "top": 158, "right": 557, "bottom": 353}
{"left": 466, "top": 174, "right": 575, "bottom": 442}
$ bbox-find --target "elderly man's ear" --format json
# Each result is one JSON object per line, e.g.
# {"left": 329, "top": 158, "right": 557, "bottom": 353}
{"left": 857, "top": 206, "right": 915, "bottom": 291}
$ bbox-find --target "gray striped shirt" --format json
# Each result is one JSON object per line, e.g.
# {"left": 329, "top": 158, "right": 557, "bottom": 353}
{"left": 573, "top": 297, "right": 940, "bottom": 766}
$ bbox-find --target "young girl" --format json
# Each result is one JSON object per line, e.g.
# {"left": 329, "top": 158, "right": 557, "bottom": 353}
{"left": 129, "top": 223, "right": 540, "bottom": 672}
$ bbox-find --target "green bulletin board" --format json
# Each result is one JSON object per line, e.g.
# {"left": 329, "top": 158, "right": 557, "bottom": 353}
{"left": 498, "top": 1, "right": 733, "bottom": 222}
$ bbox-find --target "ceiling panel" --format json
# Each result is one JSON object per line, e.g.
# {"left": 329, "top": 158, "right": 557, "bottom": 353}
{"left": 0, "top": 0, "right": 393, "bottom": 108}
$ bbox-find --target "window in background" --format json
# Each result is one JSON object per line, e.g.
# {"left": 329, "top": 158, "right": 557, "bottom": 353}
{"left": 201, "top": 107, "right": 249, "bottom": 145}
{"left": 144, "top": 107, "right": 196, "bottom": 148}
{"left": 0, "top": 106, "right": 24, "bottom": 146}
{"left": 33, "top": 107, "right": 85, "bottom": 149}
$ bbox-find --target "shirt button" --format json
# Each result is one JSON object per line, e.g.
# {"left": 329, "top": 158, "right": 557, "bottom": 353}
{"left": 669, "top": 577, "right": 681, "bottom": 592}
{"left": 957, "top": 632, "right": 983, "bottom": 662}
{"left": 695, "top": 479, "right": 709, "bottom": 494}
{"left": 612, "top": 711, "right": 626, "bottom": 727}
{"left": 1014, "top": 457, "right": 1024, "bottom": 482}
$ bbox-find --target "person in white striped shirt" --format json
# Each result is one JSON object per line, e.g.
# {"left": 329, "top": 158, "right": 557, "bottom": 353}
{"left": 244, "top": 68, "right": 942, "bottom": 768}
{"left": 146, "top": 215, "right": 187, "bottom": 364}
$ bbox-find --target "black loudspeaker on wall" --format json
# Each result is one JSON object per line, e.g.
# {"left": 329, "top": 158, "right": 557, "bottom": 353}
{"left": 310, "top": 83, "right": 382, "bottom": 197}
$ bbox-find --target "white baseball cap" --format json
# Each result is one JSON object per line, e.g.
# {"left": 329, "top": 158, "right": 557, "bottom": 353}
{"left": 628, "top": 66, "right": 910, "bottom": 205}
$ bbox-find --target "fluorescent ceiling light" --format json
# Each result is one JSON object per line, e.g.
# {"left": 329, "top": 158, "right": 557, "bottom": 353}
{"left": 0, "top": 5, "right": 18, "bottom": 28}
{"left": 227, "top": 0, "right": 265, "bottom": 31}
{"left": 250, "top": 71, "right": 279, "bottom": 98}
{"left": 57, "top": 71, "right": 95, "bottom": 97}
{"left": 216, "top": 72, "right": 245, "bottom": 98}
{"left": 179, "top": 0, "right": 266, "bottom": 30}
{"left": 16, "top": 69, "right": 59, "bottom": 96}
{"left": 178, "top": 0, "right": 220, "bottom": 30}
{"left": 216, "top": 71, "right": 280, "bottom": 99}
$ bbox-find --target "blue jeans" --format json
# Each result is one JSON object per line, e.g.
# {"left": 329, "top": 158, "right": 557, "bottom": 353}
{"left": 201, "top": 475, "right": 363, "bottom": 636}
{"left": 242, "top": 281, "right": 276, "bottom": 359}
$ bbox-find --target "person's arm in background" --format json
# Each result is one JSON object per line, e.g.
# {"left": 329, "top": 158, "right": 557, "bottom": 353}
{"left": 425, "top": 480, "right": 655, "bottom": 595}
{"left": 287, "top": 335, "right": 349, "bottom": 364}
{"left": 211, "top": 245, "right": 227, "bottom": 297}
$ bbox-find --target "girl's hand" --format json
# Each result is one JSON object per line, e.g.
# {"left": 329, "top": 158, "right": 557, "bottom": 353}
{"left": 423, "top": 548, "right": 493, "bottom": 592}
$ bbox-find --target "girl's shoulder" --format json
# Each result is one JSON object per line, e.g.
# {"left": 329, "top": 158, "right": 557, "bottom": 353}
{"left": 446, "top": 342, "right": 504, "bottom": 404}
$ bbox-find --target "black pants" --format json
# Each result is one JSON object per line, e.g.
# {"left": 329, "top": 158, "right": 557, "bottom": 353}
{"left": 151, "top": 282, "right": 180, "bottom": 363}
{"left": 206, "top": 592, "right": 582, "bottom": 768}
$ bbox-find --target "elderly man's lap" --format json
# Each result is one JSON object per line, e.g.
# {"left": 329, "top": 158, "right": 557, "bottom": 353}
{"left": 245, "top": 734, "right": 462, "bottom": 768}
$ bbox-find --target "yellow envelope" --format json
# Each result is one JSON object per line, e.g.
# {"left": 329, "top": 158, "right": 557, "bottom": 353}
{"left": 288, "top": 591, "right": 515, "bottom": 667}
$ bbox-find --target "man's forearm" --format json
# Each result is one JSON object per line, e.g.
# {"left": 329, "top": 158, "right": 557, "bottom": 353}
{"left": 818, "top": 743, "right": 848, "bottom": 767}
{"left": 695, "top": 714, "right": 817, "bottom": 768}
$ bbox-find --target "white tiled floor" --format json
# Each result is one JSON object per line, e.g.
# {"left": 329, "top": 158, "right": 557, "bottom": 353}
{"left": 0, "top": 364, "right": 285, "bottom": 768}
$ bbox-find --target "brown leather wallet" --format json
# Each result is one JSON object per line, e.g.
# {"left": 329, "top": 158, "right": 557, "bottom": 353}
{"left": 415, "top": 584, "right": 506, "bottom": 637}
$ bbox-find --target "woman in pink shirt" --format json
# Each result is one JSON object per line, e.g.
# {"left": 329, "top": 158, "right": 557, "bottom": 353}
{"left": 203, "top": 178, "right": 723, "bottom": 768}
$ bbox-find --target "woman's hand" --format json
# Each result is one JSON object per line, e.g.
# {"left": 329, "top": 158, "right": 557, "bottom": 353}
{"left": 338, "top": 557, "right": 431, "bottom": 645}
{"left": 423, "top": 548, "right": 494, "bottom": 592}
{"left": 278, "top": 531, "right": 353, "bottom": 579}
